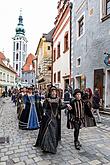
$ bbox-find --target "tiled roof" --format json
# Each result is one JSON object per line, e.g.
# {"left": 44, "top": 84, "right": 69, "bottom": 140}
{"left": 22, "top": 53, "right": 35, "bottom": 72}
{"left": 0, "top": 52, "right": 5, "bottom": 61}
{"left": 43, "top": 28, "right": 55, "bottom": 42}
{"left": 0, "top": 59, "right": 16, "bottom": 74}
{"left": 35, "top": 28, "right": 55, "bottom": 55}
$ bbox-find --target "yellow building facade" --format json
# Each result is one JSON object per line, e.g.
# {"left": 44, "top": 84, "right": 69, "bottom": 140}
{"left": 35, "top": 29, "right": 54, "bottom": 90}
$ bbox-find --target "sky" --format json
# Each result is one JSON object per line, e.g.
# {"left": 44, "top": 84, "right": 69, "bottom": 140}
{"left": 0, "top": 0, "right": 58, "bottom": 64}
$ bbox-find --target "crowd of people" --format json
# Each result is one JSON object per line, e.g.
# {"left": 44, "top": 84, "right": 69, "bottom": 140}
{"left": 8, "top": 85, "right": 102, "bottom": 153}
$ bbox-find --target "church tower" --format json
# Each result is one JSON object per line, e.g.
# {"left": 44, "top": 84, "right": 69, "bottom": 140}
{"left": 12, "top": 10, "right": 28, "bottom": 79}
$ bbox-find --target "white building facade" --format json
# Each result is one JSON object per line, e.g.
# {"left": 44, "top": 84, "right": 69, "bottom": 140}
{"left": 53, "top": 0, "right": 72, "bottom": 92}
{"left": 71, "top": 0, "right": 110, "bottom": 109}
{"left": 0, "top": 53, "right": 16, "bottom": 96}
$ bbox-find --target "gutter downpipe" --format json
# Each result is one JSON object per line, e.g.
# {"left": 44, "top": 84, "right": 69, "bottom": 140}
{"left": 69, "top": 2, "right": 73, "bottom": 86}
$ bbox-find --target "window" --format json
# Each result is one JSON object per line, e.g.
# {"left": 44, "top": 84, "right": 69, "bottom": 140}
{"left": 78, "top": 16, "right": 84, "bottom": 37}
{"left": 7, "top": 75, "right": 9, "bottom": 82}
{"left": 23, "top": 44, "right": 25, "bottom": 51}
{"left": 16, "top": 64, "right": 18, "bottom": 71}
{"left": 13, "top": 52, "right": 15, "bottom": 61}
{"left": 16, "top": 43, "right": 19, "bottom": 50}
{"left": 3, "top": 73, "right": 5, "bottom": 81}
{"left": 20, "top": 41, "right": 21, "bottom": 50}
{"left": 16, "top": 53, "right": 18, "bottom": 60}
{"left": 19, "top": 63, "right": 21, "bottom": 71}
{"left": 76, "top": 57, "right": 81, "bottom": 67}
{"left": 101, "top": 0, "right": 110, "bottom": 21}
{"left": 48, "top": 46, "right": 50, "bottom": 50}
{"left": 107, "top": 0, "right": 110, "bottom": 15}
{"left": 13, "top": 42, "right": 15, "bottom": 51}
{"left": 53, "top": 48, "right": 56, "bottom": 61}
{"left": 19, "top": 52, "right": 21, "bottom": 61}
{"left": 64, "top": 32, "right": 69, "bottom": 52}
{"left": 58, "top": 71, "right": 61, "bottom": 82}
{"left": 54, "top": 73, "right": 56, "bottom": 83}
{"left": 48, "top": 66, "right": 51, "bottom": 71}
{"left": 57, "top": 42, "right": 60, "bottom": 58}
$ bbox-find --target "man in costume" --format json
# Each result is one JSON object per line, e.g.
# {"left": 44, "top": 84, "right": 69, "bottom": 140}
{"left": 67, "top": 88, "right": 96, "bottom": 150}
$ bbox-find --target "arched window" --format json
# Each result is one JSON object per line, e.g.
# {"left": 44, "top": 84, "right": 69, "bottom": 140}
{"left": 16, "top": 43, "right": 19, "bottom": 50}
{"left": 16, "top": 53, "right": 18, "bottom": 60}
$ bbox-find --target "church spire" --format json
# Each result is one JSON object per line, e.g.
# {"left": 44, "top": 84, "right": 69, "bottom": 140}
{"left": 16, "top": 9, "right": 25, "bottom": 35}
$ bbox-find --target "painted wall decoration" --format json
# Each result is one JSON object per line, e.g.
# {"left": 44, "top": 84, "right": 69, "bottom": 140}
{"left": 104, "top": 54, "right": 110, "bottom": 66}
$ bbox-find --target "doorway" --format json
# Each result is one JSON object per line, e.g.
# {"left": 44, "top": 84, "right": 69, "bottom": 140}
{"left": 106, "top": 70, "right": 110, "bottom": 108}
{"left": 94, "top": 69, "right": 104, "bottom": 99}
{"left": 75, "top": 76, "right": 81, "bottom": 89}
{"left": 64, "top": 79, "right": 69, "bottom": 90}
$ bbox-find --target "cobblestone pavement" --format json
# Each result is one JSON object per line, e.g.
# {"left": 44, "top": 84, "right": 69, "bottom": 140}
{"left": 0, "top": 98, "right": 110, "bottom": 165}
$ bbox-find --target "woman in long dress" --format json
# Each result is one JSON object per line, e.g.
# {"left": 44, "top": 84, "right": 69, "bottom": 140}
{"left": 34, "top": 86, "right": 70, "bottom": 154}
{"left": 18, "top": 87, "right": 43, "bottom": 130}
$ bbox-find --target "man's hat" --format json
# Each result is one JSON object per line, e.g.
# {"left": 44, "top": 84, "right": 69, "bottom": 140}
{"left": 73, "top": 88, "right": 82, "bottom": 97}
{"left": 49, "top": 86, "right": 57, "bottom": 91}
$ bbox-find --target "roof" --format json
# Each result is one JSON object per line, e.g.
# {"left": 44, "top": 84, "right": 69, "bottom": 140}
{"left": 0, "top": 60, "right": 16, "bottom": 74}
{"left": 0, "top": 52, "right": 16, "bottom": 74}
{"left": 35, "top": 28, "right": 55, "bottom": 55}
{"left": 42, "top": 28, "right": 55, "bottom": 42}
{"left": 0, "top": 52, "right": 5, "bottom": 61}
{"left": 22, "top": 53, "right": 35, "bottom": 72}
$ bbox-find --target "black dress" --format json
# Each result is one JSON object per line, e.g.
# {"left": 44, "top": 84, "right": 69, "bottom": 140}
{"left": 35, "top": 97, "right": 66, "bottom": 154}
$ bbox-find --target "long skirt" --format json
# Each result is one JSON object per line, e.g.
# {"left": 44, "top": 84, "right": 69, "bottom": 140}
{"left": 19, "top": 103, "right": 40, "bottom": 130}
{"left": 35, "top": 114, "right": 58, "bottom": 154}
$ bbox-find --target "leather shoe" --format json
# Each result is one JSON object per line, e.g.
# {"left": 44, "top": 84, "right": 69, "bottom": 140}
{"left": 74, "top": 141, "right": 81, "bottom": 150}
{"left": 77, "top": 140, "right": 82, "bottom": 147}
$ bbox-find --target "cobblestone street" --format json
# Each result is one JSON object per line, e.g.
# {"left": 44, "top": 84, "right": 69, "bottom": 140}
{"left": 0, "top": 98, "right": 110, "bottom": 165}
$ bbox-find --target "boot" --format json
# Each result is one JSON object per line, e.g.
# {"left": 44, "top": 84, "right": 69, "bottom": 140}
{"left": 77, "top": 140, "right": 82, "bottom": 147}
{"left": 74, "top": 141, "right": 80, "bottom": 150}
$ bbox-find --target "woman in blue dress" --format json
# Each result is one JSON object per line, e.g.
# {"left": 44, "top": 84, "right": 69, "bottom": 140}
{"left": 18, "top": 87, "right": 43, "bottom": 130}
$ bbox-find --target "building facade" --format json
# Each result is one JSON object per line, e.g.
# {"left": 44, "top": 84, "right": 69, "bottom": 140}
{"left": 22, "top": 53, "right": 36, "bottom": 87}
{"left": 52, "top": 0, "right": 72, "bottom": 92}
{"left": 71, "top": 0, "right": 110, "bottom": 109}
{"left": 35, "top": 29, "right": 54, "bottom": 90}
{"left": 12, "top": 11, "right": 28, "bottom": 80}
{"left": 0, "top": 52, "right": 16, "bottom": 96}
